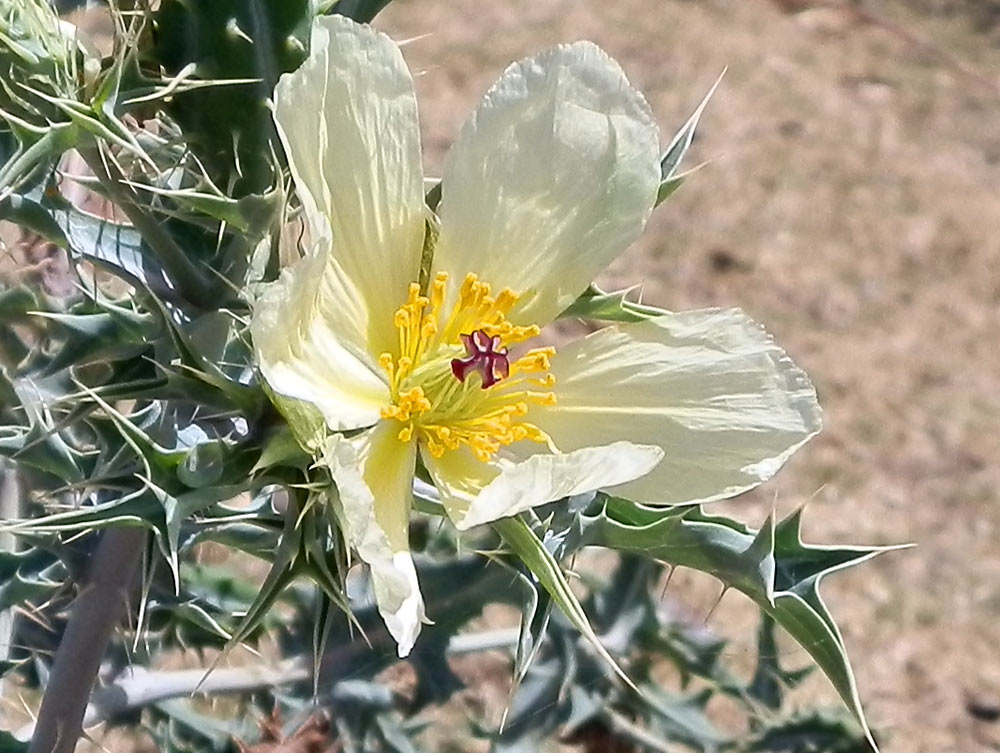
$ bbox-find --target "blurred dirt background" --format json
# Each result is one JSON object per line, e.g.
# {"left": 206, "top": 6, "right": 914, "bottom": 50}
{"left": 375, "top": 1, "right": 1000, "bottom": 751}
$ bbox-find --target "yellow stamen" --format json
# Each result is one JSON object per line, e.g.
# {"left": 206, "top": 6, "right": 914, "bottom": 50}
{"left": 377, "top": 272, "right": 557, "bottom": 462}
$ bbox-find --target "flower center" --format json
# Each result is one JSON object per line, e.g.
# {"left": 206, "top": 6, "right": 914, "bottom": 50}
{"left": 378, "top": 272, "right": 556, "bottom": 462}
{"left": 451, "top": 330, "right": 509, "bottom": 388}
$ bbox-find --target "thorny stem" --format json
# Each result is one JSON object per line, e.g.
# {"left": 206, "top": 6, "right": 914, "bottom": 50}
{"left": 27, "top": 527, "right": 145, "bottom": 753}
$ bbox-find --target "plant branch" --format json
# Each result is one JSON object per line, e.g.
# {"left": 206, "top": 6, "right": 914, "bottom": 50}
{"left": 18, "top": 627, "right": 522, "bottom": 736}
{"left": 83, "top": 660, "right": 312, "bottom": 727}
{"left": 26, "top": 527, "right": 145, "bottom": 753}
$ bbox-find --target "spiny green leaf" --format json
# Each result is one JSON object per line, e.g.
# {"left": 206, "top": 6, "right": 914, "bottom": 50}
{"left": 0, "top": 547, "right": 64, "bottom": 612}
{"left": 559, "top": 283, "right": 670, "bottom": 323}
{"left": 49, "top": 200, "right": 175, "bottom": 298}
{"left": 588, "top": 496, "right": 903, "bottom": 751}
{"left": 744, "top": 709, "right": 871, "bottom": 752}
{"left": 0, "top": 122, "right": 76, "bottom": 197}
{"left": 118, "top": 182, "right": 279, "bottom": 235}
{"left": 252, "top": 424, "right": 311, "bottom": 474}
{"left": 492, "top": 515, "right": 635, "bottom": 692}
{"left": 214, "top": 506, "right": 300, "bottom": 659}
{"left": 151, "top": 697, "right": 253, "bottom": 752}
{"left": 511, "top": 568, "right": 551, "bottom": 687}
{"left": 655, "top": 69, "right": 724, "bottom": 206}
{"left": 0, "top": 379, "right": 84, "bottom": 482}
{"left": 176, "top": 440, "right": 227, "bottom": 488}
{"left": 31, "top": 308, "right": 159, "bottom": 377}
{"left": 656, "top": 174, "right": 684, "bottom": 205}
{"left": 640, "top": 685, "right": 730, "bottom": 752}
{"left": 0, "top": 485, "right": 158, "bottom": 538}
{"left": 147, "top": 480, "right": 256, "bottom": 591}
{"left": 749, "top": 613, "right": 813, "bottom": 712}
{"left": 0, "top": 191, "right": 65, "bottom": 244}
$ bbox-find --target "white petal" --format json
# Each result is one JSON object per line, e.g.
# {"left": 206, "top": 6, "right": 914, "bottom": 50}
{"left": 423, "top": 441, "right": 663, "bottom": 531}
{"left": 322, "top": 423, "right": 425, "bottom": 656}
{"left": 273, "top": 15, "right": 426, "bottom": 357}
{"left": 371, "top": 551, "right": 424, "bottom": 657}
{"left": 251, "top": 247, "right": 390, "bottom": 432}
{"left": 433, "top": 42, "right": 660, "bottom": 328}
{"left": 419, "top": 445, "right": 497, "bottom": 524}
{"left": 533, "top": 310, "right": 823, "bottom": 505}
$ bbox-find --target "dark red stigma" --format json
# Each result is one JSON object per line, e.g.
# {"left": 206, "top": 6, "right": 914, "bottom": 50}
{"left": 451, "top": 329, "right": 510, "bottom": 389}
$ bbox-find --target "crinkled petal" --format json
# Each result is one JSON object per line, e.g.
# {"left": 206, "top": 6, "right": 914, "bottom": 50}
{"left": 322, "top": 423, "right": 424, "bottom": 656}
{"left": 252, "top": 248, "right": 390, "bottom": 432}
{"left": 273, "top": 14, "right": 426, "bottom": 357}
{"left": 423, "top": 441, "right": 663, "bottom": 531}
{"left": 432, "top": 41, "right": 660, "bottom": 328}
{"left": 531, "top": 310, "right": 823, "bottom": 505}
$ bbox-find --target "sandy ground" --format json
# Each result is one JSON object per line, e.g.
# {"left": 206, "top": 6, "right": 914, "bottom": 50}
{"left": 375, "top": 1, "right": 1000, "bottom": 751}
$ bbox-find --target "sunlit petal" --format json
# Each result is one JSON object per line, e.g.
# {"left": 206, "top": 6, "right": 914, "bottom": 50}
{"left": 322, "top": 423, "right": 424, "bottom": 656}
{"left": 531, "top": 309, "right": 822, "bottom": 505}
{"left": 251, "top": 247, "right": 390, "bottom": 432}
{"left": 432, "top": 41, "right": 660, "bottom": 328}
{"left": 424, "top": 441, "right": 663, "bottom": 531}
{"left": 273, "top": 14, "right": 426, "bottom": 356}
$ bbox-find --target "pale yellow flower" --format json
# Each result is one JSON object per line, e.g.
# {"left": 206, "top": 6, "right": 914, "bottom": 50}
{"left": 252, "top": 15, "right": 821, "bottom": 656}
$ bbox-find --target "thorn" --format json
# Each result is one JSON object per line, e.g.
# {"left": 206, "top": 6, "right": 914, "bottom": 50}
{"left": 659, "top": 563, "right": 676, "bottom": 601}
{"left": 704, "top": 585, "right": 729, "bottom": 626}
{"left": 498, "top": 704, "right": 510, "bottom": 734}
{"left": 808, "top": 481, "right": 829, "bottom": 500}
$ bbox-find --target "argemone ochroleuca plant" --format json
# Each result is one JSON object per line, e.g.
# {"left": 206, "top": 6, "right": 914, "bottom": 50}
{"left": 251, "top": 15, "right": 822, "bottom": 656}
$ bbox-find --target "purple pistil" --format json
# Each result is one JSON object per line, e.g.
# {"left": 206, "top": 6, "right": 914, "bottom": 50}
{"left": 451, "top": 330, "right": 510, "bottom": 389}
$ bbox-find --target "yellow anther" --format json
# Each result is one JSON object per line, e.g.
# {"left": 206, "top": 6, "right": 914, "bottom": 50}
{"left": 426, "top": 437, "right": 445, "bottom": 457}
{"left": 495, "top": 288, "right": 519, "bottom": 312}
{"left": 398, "top": 426, "right": 414, "bottom": 442}
{"left": 459, "top": 273, "right": 478, "bottom": 300}
{"left": 513, "top": 348, "right": 554, "bottom": 374}
{"left": 431, "top": 272, "right": 448, "bottom": 311}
